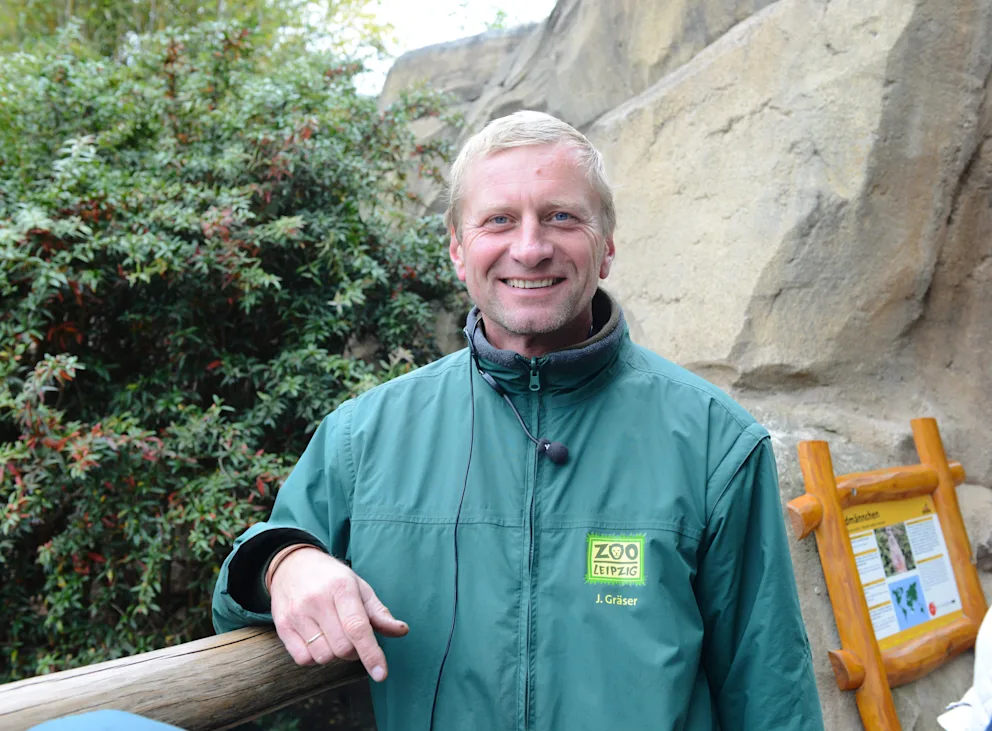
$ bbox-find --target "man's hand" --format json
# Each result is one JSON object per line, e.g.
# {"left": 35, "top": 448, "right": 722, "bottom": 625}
{"left": 269, "top": 547, "right": 408, "bottom": 681}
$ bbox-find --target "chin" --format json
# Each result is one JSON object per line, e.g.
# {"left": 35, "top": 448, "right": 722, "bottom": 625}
{"left": 501, "top": 313, "right": 571, "bottom": 336}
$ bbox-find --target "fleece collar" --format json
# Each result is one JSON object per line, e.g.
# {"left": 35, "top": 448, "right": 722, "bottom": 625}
{"left": 463, "top": 288, "right": 627, "bottom": 396}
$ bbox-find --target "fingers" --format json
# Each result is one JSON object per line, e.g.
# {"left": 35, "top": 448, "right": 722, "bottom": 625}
{"left": 274, "top": 621, "right": 316, "bottom": 667}
{"left": 332, "top": 577, "right": 389, "bottom": 682}
{"left": 270, "top": 554, "right": 407, "bottom": 681}
{"left": 311, "top": 611, "right": 359, "bottom": 663}
{"left": 359, "top": 577, "right": 409, "bottom": 638}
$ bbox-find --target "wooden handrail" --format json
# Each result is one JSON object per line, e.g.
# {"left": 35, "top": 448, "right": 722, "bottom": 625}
{"left": 787, "top": 461, "right": 965, "bottom": 539}
{"left": 835, "top": 461, "right": 965, "bottom": 508}
{"left": 0, "top": 628, "right": 366, "bottom": 731}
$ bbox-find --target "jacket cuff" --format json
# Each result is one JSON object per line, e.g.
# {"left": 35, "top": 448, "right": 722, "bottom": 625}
{"left": 227, "top": 527, "right": 327, "bottom": 613}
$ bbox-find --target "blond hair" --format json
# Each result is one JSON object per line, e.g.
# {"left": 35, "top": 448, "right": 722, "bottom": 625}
{"left": 444, "top": 111, "right": 616, "bottom": 239}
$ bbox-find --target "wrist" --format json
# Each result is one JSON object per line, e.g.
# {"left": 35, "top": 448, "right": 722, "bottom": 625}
{"left": 264, "top": 543, "right": 321, "bottom": 594}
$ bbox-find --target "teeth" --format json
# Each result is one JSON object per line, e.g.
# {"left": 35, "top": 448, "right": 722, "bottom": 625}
{"left": 505, "top": 278, "right": 559, "bottom": 289}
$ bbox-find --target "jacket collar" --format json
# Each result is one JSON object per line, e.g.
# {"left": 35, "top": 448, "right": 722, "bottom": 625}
{"left": 463, "top": 288, "right": 627, "bottom": 396}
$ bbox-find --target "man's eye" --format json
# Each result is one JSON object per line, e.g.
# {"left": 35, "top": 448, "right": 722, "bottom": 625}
{"left": 552, "top": 212, "right": 573, "bottom": 222}
{"left": 490, "top": 215, "right": 509, "bottom": 225}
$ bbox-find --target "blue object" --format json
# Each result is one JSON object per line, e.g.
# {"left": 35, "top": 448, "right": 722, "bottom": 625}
{"left": 30, "top": 709, "right": 185, "bottom": 730}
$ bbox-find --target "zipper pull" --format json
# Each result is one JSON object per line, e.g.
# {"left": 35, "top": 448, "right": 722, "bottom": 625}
{"left": 529, "top": 357, "right": 541, "bottom": 392}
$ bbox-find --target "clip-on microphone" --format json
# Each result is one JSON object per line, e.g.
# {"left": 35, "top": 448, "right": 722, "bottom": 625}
{"left": 473, "top": 366, "right": 569, "bottom": 464}
{"left": 467, "top": 332, "right": 569, "bottom": 465}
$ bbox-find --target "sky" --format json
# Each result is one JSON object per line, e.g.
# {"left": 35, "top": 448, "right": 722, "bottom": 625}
{"left": 355, "top": 0, "right": 557, "bottom": 94}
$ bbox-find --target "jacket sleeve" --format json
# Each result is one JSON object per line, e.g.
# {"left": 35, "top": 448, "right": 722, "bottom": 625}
{"left": 695, "top": 424, "right": 824, "bottom": 730}
{"left": 211, "top": 401, "right": 355, "bottom": 634}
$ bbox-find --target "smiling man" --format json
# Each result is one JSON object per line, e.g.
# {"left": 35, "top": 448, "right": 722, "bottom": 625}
{"left": 212, "top": 111, "right": 824, "bottom": 730}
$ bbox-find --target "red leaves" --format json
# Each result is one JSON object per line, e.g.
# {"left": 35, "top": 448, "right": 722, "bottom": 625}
{"left": 69, "top": 443, "right": 91, "bottom": 465}
{"left": 264, "top": 155, "right": 289, "bottom": 182}
{"left": 74, "top": 198, "right": 110, "bottom": 224}
{"left": 71, "top": 554, "right": 90, "bottom": 576}
{"left": 45, "top": 321, "right": 84, "bottom": 349}
{"left": 30, "top": 230, "right": 67, "bottom": 254}
{"left": 200, "top": 206, "right": 234, "bottom": 241}
{"left": 68, "top": 279, "right": 84, "bottom": 307}
{"left": 206, "top": 359, "right": 223, "bottom": 372}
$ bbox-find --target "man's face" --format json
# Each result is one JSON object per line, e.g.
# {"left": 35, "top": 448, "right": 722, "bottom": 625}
{"left": 449, "top": 143, "right": 614, "bottom": 348}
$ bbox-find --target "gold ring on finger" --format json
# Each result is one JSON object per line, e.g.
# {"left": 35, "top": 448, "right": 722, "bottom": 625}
{"left": 305, "top": 631, "right": 324, "bottom": 645}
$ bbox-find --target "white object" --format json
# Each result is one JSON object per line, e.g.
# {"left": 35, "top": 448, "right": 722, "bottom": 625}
{"left": 938, "top": 606, "right": 992, "bottom": 730}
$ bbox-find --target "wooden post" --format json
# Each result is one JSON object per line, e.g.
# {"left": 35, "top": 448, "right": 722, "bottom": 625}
{"left": 911, "top": 418, "right": 988, "bottom": 625}
{"left": 828, "top": 649, "right": 866, "bottom": 691}
{"left": 786, "top": 493, "right": 822, "bottom": 540}
{"left": 798, "top": 441, "right": 901, "bottom": 731}
{"left": 0, "top": 628, "right": 365, "bottom": 731}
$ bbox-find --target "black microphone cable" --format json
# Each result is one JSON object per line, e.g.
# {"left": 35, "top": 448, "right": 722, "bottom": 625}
{"left": 428, "top": 321, "right": 569, "bottom": 729}
{"left": 428, "top": 350, "right": 476, "bottom": 730}
{"left": 467, "top": 334, "right": 569, "bottom": 466}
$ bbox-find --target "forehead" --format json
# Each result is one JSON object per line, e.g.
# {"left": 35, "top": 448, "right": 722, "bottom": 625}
{"left": 461, "top": 143, "right": 597, "bottom": 208}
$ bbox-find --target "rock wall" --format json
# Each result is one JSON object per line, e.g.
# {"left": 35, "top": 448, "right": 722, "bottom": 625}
{"left": 381, "top": 0, "right": 992, "bottom": 726}
{"left": 380, "top": 0, "right": 781, "bottom": 209}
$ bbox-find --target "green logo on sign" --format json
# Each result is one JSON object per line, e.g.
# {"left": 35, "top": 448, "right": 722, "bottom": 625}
{"left": 586, "top": 533, "right": 645, "bottom": 586}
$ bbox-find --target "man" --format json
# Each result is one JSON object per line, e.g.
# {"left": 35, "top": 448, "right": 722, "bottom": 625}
{"left": 212, "top": 111, "right": 824, "bottom": 730}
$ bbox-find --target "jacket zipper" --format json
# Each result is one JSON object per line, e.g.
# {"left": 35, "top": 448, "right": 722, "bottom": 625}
{"left": 524, "top": 357, "right": 541, "bottom": 729}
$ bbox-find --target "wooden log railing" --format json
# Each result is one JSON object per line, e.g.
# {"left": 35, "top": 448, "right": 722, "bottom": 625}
{"left": 0, "top": 628, "right": 366, "bottom": 731}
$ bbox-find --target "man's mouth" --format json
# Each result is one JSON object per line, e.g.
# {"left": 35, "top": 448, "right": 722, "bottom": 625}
{"left": 502, "top": 278, "right": 564, "bottom": 289}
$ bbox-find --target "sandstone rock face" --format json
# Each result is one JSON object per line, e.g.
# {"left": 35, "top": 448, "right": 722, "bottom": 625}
{"left": 960, "top": 483, "right": 992, "bottom": 575}
{"left": 380, "top": 25, "right": 536, "bottom": 109}
{"left": 382, "top": 0, "right": 992, "bottom": 726}
{"left": 587, "top": 0, "right": 992, "bottom": 484}
{"left": 380, "top": 0, "right": 780, "bottom": 210}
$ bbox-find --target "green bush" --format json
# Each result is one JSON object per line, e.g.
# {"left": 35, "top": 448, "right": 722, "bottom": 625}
{"left": 0, "top": 22, "right": 459, "bottom": 681}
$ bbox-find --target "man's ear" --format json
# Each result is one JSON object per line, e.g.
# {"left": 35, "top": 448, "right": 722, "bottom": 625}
{"left": 449, "top": 227, "right": 467, "bottom": 282}
{"left": 599, "top": 234, "right": 616, "bottom": 279}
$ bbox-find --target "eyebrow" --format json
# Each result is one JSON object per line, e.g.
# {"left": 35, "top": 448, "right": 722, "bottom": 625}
{"left": 540, "top": 199, "right": 594, "bottom": 216}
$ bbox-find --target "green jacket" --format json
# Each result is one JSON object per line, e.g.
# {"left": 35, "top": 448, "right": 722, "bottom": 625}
{"left": 212, "top": 290, "right": 823, "bottom": 730}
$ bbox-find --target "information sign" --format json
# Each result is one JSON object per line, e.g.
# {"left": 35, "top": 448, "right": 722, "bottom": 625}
{"left": 845, "top": 496, "right": 963, "bottom": 650}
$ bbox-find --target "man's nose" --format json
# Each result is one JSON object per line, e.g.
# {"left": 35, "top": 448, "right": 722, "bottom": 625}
{"left": 509, "top": 215, "right": 553, "bottom": 268}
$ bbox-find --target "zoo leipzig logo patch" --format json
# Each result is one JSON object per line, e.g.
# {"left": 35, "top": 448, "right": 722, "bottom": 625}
{"left": 585, "top": 533, "right": 645, "bottom": 586}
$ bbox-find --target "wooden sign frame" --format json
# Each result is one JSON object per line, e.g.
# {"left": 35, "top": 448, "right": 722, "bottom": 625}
{"left": 788, "top": 418, "right": 987, "bottom": 731}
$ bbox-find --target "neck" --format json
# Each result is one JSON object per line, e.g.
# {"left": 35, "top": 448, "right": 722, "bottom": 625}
{"left": 481, "top": 306, "right": 594, "bottom": 358}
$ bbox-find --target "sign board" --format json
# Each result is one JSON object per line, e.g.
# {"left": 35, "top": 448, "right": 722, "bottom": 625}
{"left": 846, "top": 496, "right": 963, "bottom": 650}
